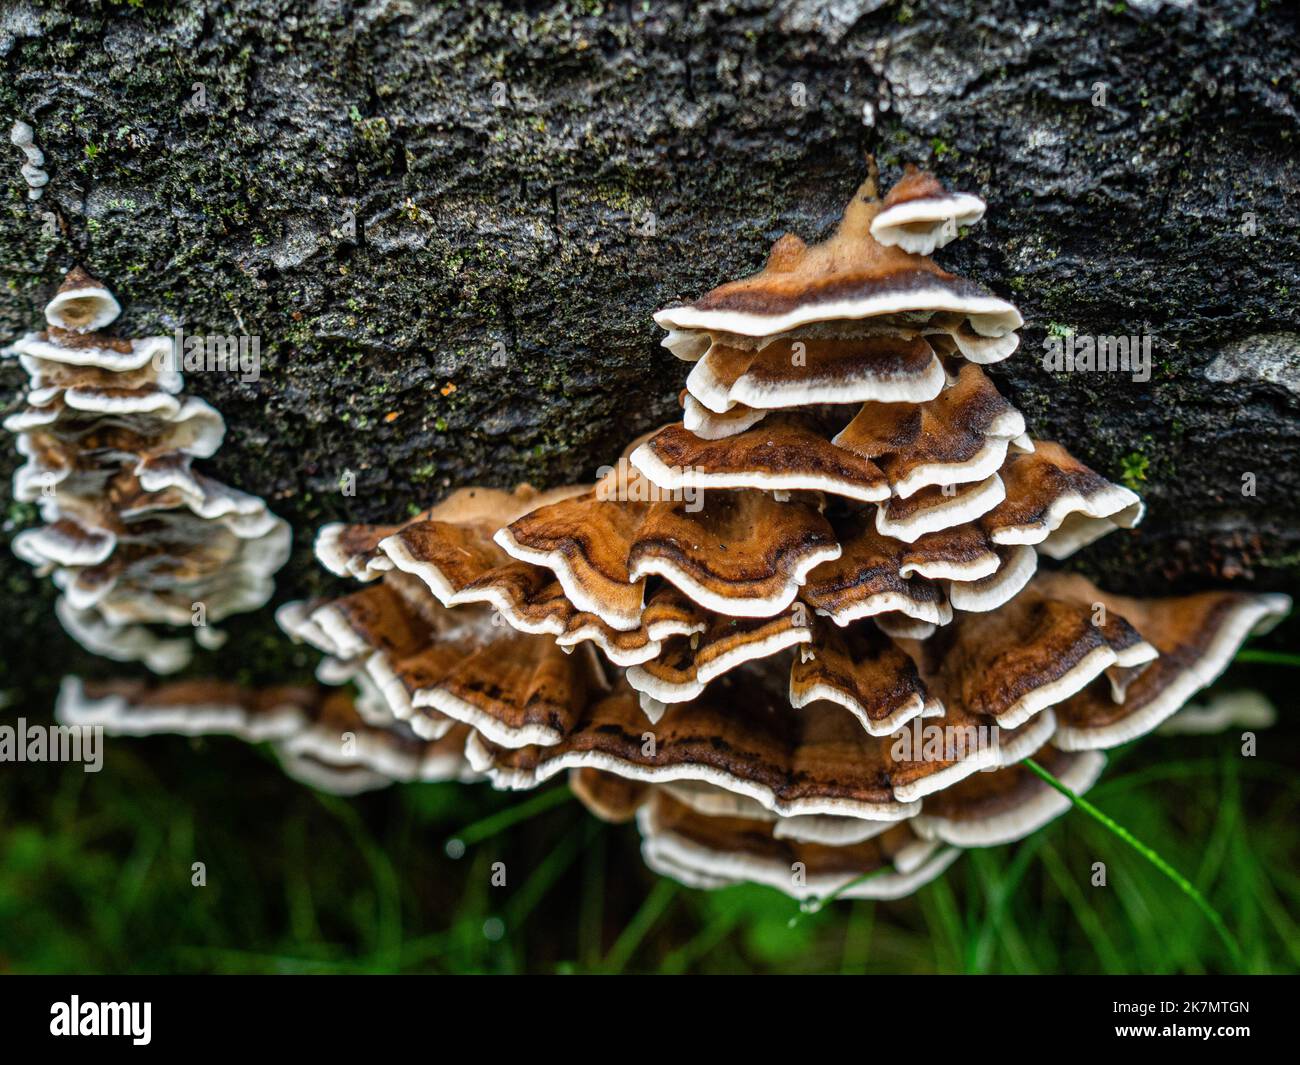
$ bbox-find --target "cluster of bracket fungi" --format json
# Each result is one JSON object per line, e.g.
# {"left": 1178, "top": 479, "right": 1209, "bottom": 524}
{"left": 4, "top": 269, "right": 290, "bottom": 673}
{"left": 49, "top": 166, "right": 1290, "bottom": 901}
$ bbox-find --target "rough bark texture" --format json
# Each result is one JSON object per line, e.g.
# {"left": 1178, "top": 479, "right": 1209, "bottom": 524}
{"left": 1, "top": 0, "right": 1297, "bottom": 697}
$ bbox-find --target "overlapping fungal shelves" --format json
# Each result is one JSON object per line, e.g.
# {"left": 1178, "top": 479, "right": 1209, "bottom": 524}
{"left": 55, "top": 170, "right": 1292, "bottom": 902}
{"left": 3, "top": 269, "right": 290, "bottom": 673}
{"left": 56, "top": 676, "right": 476, "bottom": 795}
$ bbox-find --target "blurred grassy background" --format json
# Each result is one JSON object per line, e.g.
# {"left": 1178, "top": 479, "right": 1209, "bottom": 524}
{"left": 0, "top": 654, "right": 1297, "bottom": 975}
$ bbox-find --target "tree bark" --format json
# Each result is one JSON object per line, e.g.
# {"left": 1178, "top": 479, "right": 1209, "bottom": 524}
{"left": 2, "top": 0, "right": 1297, "bottom": 694}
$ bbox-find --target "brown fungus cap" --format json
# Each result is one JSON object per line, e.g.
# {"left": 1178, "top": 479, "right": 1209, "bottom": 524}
{"left": 631, "top": 418, "right": 892, "bottom": 503}
{"left": 624, "top": 607, "right": 813, "bottom": 706}
{"left": 569, "top": 768, "right": 652, "bottom": 823}
{"left": 637, "top": 790, "right": 959, "bottom": 900}
{"left": 874, "top": 474, "right": 1007, "bottom": 543}
{"left": 831, "top": 362, "right": 1026, "bottom": 498}
{"left": 317, "top": 497, "right": 713, "bottom": 669}
{"left": 913, "top": 744, "right": 1105, "bottom": 848}
{"left": 1052, "top": 588, "right": 1291, "bottom": 750}
{"left": 635, "top": 363, "right": 1025, "bottom": 507}
{"left": 496, "top": 488, "right": 651, "bottom": 630}
{"left": 465, "top": 679, "right": 920, "bottom": 820}
{"left": 55, "top": 675, "right": 315, "bottom": 741}
{"left": 280, "top": 576, "right": 608, "bottom": 749}
{"left": 799, "top": 514, "right": 954, "bottom": 628}
{"left": 43, "top": 267, "right": 123, "bottom": 333}
{"left": 788, "top": 622, "right": 938, "bottom": 736}
{"left": 913, "top": 571, "right": 1158, "bottom": 731}
{"left": 653, "top": 175, "right": 1020, "bottom": 341}
{"left": 467, "top": 663, "right": 1057, "bottom": 818}
{"left": 54, "top": 676, "right": 477, "bottom": 794}
{"left": 625, "top": 489, "right": 841, "bottom": 618}
{"left": 981, "top": 441, "right": 1143, "bottom": 557}
{"left": 868, "top": 165, "right": 987, "bottom": 256}
{"left": 686, "top": 334, "right": 946, "bottom": 413}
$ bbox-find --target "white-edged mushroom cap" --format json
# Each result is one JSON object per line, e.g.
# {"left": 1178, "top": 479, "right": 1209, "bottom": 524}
{"left": 869, "top": 166, "right": 986, "bottom": 256}
{"left": 45, "top": 268, "right": 122, "bottom": 332}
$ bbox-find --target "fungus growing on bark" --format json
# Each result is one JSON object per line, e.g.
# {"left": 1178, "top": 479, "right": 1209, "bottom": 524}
{"left": 1051, "top": 588, "right": 1290, "bottom": 749}
{"left": 684, "top": 335, "right": 946, "bottom": 414}
{"left": 651, "top": 173, "right": 1020, "bottom": 343}
{"left": 869, "top": 164, "right": 986, "bottom": 256}
{"left": 3, "top": 269, "right": 289, "bottom": 671}
{"left": 48, "top": 167, "right": 1292, "bottom": 904}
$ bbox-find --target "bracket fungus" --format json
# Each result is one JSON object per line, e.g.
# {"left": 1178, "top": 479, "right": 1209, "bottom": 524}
{"left": 4, "top": 269, "right": 290, "bottom": 672}
{"left": 52, "top": 168, "right": 1292, "bottom": 903}
{"left": 56, "top": 675, "right": 477, "bottom": 795}
{"left": 868, "top": 164, "right": 987, "bottom": 256}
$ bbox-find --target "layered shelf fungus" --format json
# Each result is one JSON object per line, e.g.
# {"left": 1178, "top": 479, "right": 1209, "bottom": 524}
{"left": 55, "top": 676, "right": 476, "bottom": 795}
{"left": 52, "top": 168, "right": 1291, "bottom": 905}
{"left": 3, "top": 268, "right": 290, "bottom": 672}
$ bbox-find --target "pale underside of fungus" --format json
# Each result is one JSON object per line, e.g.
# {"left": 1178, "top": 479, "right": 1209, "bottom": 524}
{"left": 53, "top": 168, "right": 1291, "bottom": 901}
{"left": 10, "top": 120, "right": 48, "bottom": 201}
{"left": 3, "top": 268, "right": 291, "bottom": 672}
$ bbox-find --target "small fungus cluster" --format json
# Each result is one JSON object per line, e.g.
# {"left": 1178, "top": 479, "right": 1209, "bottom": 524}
{"left": 51, "top": 170, "right": 1290, "bottom": 901}
{"left": 9, "top": 120, "right": 47, "bottom": 200}
{"left": 5, "top": 269, "right": 290, "bottom": 672}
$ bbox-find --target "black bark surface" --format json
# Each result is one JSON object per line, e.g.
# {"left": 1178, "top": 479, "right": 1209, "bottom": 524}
{"left": 1, "top": 0, "right": 1297, "bottom": 695}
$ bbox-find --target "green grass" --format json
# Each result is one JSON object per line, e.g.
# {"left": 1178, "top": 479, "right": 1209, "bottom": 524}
{"left": 1024, "top": 755, "right": 1244, "bottom": 969}
{"left": 0, "top": 660, "right": 1296, "bottom": 973}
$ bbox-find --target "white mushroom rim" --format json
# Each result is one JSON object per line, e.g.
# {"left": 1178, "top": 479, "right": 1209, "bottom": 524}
{"left": 494, "top": 526, "right": 645, "bottom": 631}
{"left": 627, "top": 542, "right": 842, "bottom": 619}
{"left": 890, "top": 708, "right": 1058, "bottom": 804}
{"left": 465, "top": 733, "right": 923, "bottom": 822}
{"left": 638, "top": 808, "right": 963, "bottom": 901}
{"left": 870, "top": 193, "right": 987, "bottom": 255}
{"left": 876, "top": 474, "right": 1008, "bottom": 542}
{"left": 818, "top": 589, "right": 953, "bottom": 629}
{"left": 913, "top": 749, "right": 1107, "bottom": 848}
{"left": 947, "top": 544, "right": 1038, "bottom": 614}
{"left": 682, "top": 395, "right": 768, "bottom": 439}
{"left": 1054, "top": 593, "right": 1292, "bottom": 751}
{"left": 653, "top": 289, "right": 1023, "bottom": 341}
{"left": 55, "top": 676, "right": 305, "bottom": 742}
{"left": 787, "top": 682, "right": 931, "bottom": 738}
{"left": 990, "top": 483, "right": 1145, "bottom": 553}
{"left": 994, "top": 640, "right": 1158, "bottom": 732}
{"left": 629, "top": 442, "right": 891, "bottom": 504}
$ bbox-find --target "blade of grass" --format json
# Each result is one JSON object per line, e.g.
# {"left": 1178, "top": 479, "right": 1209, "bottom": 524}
{"left": 967, "top": 841, "right": 1044, "bottom": 973}
{"left": 917, "top": 871, "right": 965, "bottom": 972}
{"left": 600, "top": 878, "right": 678, "bottom": 974}
{"left": 1234, "top": 649, "right": 1300, "bottom": 667}
{"left": 1024, "top": 756, "right": 1245, "bottom": 972}
{"left": 1193, "top": 753, "right": 1239, "bottom": 893}
{"left": 660, "top": 906, "right": 742, "bottom": 974}
{"left": 447, "top": 785, "right": 572, "bottom": 848}
{"left": 505, "top": 817, "right": 591, "bottom": 927}
{"left": 577, "top": 826, "right": 607, "bottom": 970}
{"left": 839, "top": 900, "right": 875, "bottom": 974}
{"left": 310, "top": 792, "right": 403, "bottom": 972}
{"left": 1038, "top": 838, "right": 1126, "bottom": 973}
